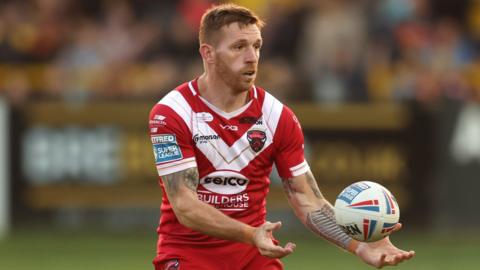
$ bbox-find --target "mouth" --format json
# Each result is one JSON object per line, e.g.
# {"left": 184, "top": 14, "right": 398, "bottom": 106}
{"left": 242, "top": 71, "right": 256, "bottom": 78}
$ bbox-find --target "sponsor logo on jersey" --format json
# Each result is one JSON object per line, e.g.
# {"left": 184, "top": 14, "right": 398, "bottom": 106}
{"left": 193, "top": 134, "right": 220, "bottom": 144}
{"left": 199, "top": 171, "right": 249, "bottom": 195}
{"left": 151, "top": 134, "right": 182, "bottom": 164}
{"left": 247, "top": 129, "right": 266, "bottom": 152}
{"left": 220, "top": 124, "right": 238, "bottom": 131}
{"left": 198, "top": 171, "right": 250, "bottom": 211}
{"left": 196, "top": 112, "right": 213, "bottom": 122}
{"left": 337, "top": 182, "right": 371, "bottom": 204}
{"left": 150, "top": 114, "right": 167, "bottom": 126}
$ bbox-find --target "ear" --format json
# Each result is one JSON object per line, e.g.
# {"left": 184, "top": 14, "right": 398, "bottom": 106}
{"left": 199, "top": 44, "right": 215, "bottom": 64}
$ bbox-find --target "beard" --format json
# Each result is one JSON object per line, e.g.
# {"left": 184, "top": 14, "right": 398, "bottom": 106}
{"left": 214, "top": 55, "right": 256, "bottom": 93}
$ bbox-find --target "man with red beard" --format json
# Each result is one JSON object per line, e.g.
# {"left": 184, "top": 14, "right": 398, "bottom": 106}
{"left": 148, "top": 3, "right": 415, "bottom": 270}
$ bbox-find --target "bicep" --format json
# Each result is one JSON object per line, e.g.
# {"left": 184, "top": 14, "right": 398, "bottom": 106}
{"left": 162, "top": 167, "right": 200, "bottom": 206}
{"left": 274, "top": 107, "right": 308, "bottom": 178}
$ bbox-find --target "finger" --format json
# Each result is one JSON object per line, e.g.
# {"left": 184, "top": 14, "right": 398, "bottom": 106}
{"left": 262, "top": 241, "right": 295, "bottom": 257}
{"left": 408, "top": 250, "right": 416, "bottom": 258}
{"left": 264, "top": 221, "right": 282, "bottom": 232}
{"left": 376, "top": 253, "right": 387, "bottom": 269}
{"left": 381, "top": 254, "right": 400, "bottom": 268}
{"left": 387, "top": 255, "right": 401, "bottom": 266}
{"left": 389, "top": 251, "right": 415, "bottom": 265}
{"left": 399, "top": 250, "right": 416, "bottom": 261}
{"left": 397, "top": 250, "right": 415, "bottom": 259}
{"left": 407, "top": 250, "right": 416, "bottom": 258}
{"left": 391, "top": 223, "right": 403, "bottom": 233}
{"left": 261, "top": 244, "right": 294, "bottom": 258}
{"left": 273, "top": 245, "right": 294, "bottom": 258}
{"left": 394, "top": 253, "right": 411, "bottom": 264}
{"left": 285, "top": 242, "right": 296, "bottom": 252}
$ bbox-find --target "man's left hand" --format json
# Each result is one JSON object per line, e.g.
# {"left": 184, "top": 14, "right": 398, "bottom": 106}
{"left": 354, "top": 223, "right": 415, "bottom": 268}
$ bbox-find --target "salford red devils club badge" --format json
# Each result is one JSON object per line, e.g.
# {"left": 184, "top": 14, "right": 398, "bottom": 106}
{"left": 247, "top": 130, "right": 266, "bottom": 152}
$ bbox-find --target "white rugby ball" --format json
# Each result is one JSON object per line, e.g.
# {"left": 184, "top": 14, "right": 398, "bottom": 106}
{"left": 334, "top": 181, "right": 400, "bottom": 242}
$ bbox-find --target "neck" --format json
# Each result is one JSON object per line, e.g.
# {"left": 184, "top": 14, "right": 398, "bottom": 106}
{"left": 197, "top": 73, "right": 250, "bottom": 113}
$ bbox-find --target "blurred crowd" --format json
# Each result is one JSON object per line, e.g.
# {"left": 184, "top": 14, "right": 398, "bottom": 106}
{"left": 1, "top": 0, "right": 480, "bottom": 105}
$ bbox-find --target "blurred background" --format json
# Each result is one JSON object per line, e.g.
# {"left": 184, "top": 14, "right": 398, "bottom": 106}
{"left": 0, "top": 0, "right": 479, "bottom": 269}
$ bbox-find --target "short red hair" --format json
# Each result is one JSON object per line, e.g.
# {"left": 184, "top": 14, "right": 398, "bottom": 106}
{"left": 199, "top": 3, "right": 265, "bottom": 44}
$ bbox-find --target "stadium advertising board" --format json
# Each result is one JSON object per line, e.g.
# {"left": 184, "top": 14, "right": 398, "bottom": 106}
{"left": 13, "top": 102, "right": 429, "bottom": 224}
{"left": 16, "top": 102, "right": 159, "bottom": 208}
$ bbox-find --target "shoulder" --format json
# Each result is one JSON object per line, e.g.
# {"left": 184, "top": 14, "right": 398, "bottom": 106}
{"left": 258, "top": 88, "right": 302, "bottom": 134}
{"left": 150, "top": 82, "right": 195, "bottom": 120}
{"left": 257, "top": 86, "right": 294, "bottom": 129}
{"left": 154, "top": 82, "right": 192, "bottom": 108}
{"left": 149, "top": 91, "right": 193, "bottom": 135}
{"left": 256, "top": 86, "right": 287, "bottom": 112}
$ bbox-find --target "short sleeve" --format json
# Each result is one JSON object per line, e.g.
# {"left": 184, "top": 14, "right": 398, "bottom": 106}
{"left": 149, "top": 103, "right": 197, "bottom": 176}
{"left": 274, "top": 106, "right": 309, "bottom": 178}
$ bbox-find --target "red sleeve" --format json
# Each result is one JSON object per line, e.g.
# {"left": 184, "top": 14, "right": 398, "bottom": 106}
{"left": 273, "top": 106, "right": 309, "bottom": 178}
{"left": 149, "top": 103, "right": 197, "bottom": 176}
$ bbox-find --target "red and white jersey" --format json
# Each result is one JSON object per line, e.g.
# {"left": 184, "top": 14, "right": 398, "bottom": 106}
{"left": 149, "top": 79, "right": 309, "bottom": 248}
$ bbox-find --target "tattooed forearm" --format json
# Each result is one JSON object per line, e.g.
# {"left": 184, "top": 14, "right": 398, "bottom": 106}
{"left": 306, "top": 205, "right": 352, "bottom": 250}
{"left": 183, "top": 168, "right": 199, "bottom": 191}
{"left": 282, "top": 178, "right": 298, "bottom": 198}
{"left": 306, "top": 171, "right": 324, "bottom": 199}
{"left": 162, "top": 168, "right": 199, "bottom": 197}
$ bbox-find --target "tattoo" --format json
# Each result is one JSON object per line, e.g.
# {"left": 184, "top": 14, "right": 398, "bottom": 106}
{"left": 306, "top": 205, "right": 352, "bottom": 250}
{"left": 306, "top": 171, "right": 324, "bottom": 199}
{"left": 162, "top": 168, "right": 199, "bottom": 197}
{"left": 282, "top": 178, "right": 297, "bottom": 198}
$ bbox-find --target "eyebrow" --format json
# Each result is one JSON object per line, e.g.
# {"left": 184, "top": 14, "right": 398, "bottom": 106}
{"left": 232, "top": 38, "right": 262, "bottom": 44}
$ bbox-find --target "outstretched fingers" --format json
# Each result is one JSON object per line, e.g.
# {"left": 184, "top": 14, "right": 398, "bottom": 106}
{"left": 379, "top": 250, "right": 416, "bottom": 268}
{"left": 376, "top": 253, "right": 388, "bottom": 268}
{"left": 285, "top": 242, "right": 296, "bottom": 251}
{"left": 395, "top": 250, "right": 416, "bottom": 261}
{"left": 377, "top": 253, "right": 400, "bottom": 268}
{"left": 260, "top": 242, "right": 296, "bottom": 258}
{"left": 255, "top": 221, "right": 296, "bottom": 258}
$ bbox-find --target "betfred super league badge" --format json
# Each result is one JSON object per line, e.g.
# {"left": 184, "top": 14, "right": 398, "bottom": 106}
{"left": 247, "top": 130, "right": 266, "bottom": 152}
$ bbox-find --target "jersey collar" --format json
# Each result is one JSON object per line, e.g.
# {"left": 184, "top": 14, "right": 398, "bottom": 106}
{"left": 188, "top": 79, "right": 257, "bottom": 120}
{"left": 189, "top": 78, "right": 257, "bottom": 100}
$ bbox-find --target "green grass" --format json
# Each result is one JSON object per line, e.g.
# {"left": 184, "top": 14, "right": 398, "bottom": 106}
{"left": 0, "top": 228, "right": 478, "bottom": 269}
{"left": 279, "top": 232, "right": 479, "bottom": 270}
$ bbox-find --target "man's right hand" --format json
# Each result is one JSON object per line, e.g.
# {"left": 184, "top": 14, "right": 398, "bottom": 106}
{"left": 253, "top": 221, "right": 296, "bottom": 258}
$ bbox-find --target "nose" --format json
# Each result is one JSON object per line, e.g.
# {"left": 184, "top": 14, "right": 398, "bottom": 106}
{"left": 245, "top": 46, "right": 258, "bottom": 63}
